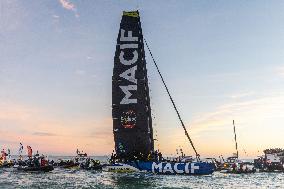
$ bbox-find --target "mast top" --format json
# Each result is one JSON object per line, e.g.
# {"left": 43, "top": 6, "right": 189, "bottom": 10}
{"left": 123, "top": 11, "right": 139, "bottom": 18}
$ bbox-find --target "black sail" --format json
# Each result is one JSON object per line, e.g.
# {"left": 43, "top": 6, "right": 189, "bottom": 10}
{"left": 112, "top": 11, "right": 154, "bottom": 159}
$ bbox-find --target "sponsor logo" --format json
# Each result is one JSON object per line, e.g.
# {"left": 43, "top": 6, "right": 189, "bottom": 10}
{"left": 152, "top": 162, "right": 200, "bottom": 174}
{"left": 119, "top": 29, "right": 138, "bottom": 105}
{"left": 120, "top": 110, "right": 136, "bottom": 128}
{"left": 117, "top": 142, "right": 126, "bottom": 153}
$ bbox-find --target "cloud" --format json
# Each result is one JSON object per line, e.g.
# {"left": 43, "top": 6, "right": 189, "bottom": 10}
{"left": 58, "top": 0, "right": 79, "bottom": 17}
{"left": 155, "top": 92, "right": 284, "bottom": 157}
{"left": 0, "top": 100, "right": 114, "bottom": 155}
{"left": 187, "top": 93, "right": 284, "bottom": 134}
{"left": 52, "top": 14, "right": 60, "bottom": 19}
{"left": 59, "top": 0, "right": 75, "bottom": 10}
{"left": 86, "top": 56, "right": 93, "bottom": 60}
{"left": 75, "top": 69, "right": 86, "bottom": 75}
{"left": 230, "top": 91, "right": 255, "bottom": 99}
{"left": 32, "top": 132, "right": 57, "bottom": 136}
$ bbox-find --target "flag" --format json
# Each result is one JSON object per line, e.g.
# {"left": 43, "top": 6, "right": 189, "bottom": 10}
{"left": 27, "top": 145, "right": 33, "bottom": 157}
{"left": 19, "top": 143, "right": 23, "bottom": 155}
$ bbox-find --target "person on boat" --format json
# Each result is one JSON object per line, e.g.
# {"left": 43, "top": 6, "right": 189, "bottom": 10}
{"left": 19, "top": 143, "right": 23, "bottom": 155}
{"left": 89, "top": 159, "right": 94, "bottom": 168}
{"left": 1, "top": 149, "right": 7, "bottom": 161}
{"left": 147, "top": 152, "right": 152, "bottom": 161}
{"left": 232, "top": 163, "right": 237, "bottom": 172}
{"left": 196, "top": 154, "right": 201, "bottom": 161}
{"left": 27, "top": 146, "right": 33, "bottom": 158}
{"left": 33, "top": 156, "right": 40, "bottom": 167}
{"left": 240, "top": 163, "right": 244, "bottom": 172}
{"left": 81, "top": 157, "right": 90, "bottom": 168}
{"left": 94, "top": 159, "right": 100, "bottom": 165}
{"left": 40, "top": 155, "right": 48, "bottom": 167}
{"left": 110, "top": 151, "right": 114, "bottom": 163}
{"left": 27, "top": 157, "right": 33, "bottom": 167}
{"left": 110, "top": 152, "right": 116, "bottom": 164}
{"left": 154, "top": 150, "right": 158, "bottom": 161}
{"left": 7, "top": 149, "right": 11, "bottom": 161}
{"left": 158, "top": 151, "right": 163, "bottom": 162}
{"left": 18, "top": 156, "right": 25, "bottom": 166}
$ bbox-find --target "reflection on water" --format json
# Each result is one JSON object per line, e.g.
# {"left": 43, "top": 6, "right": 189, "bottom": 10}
{"left": 0, "top": 156, "right": 283, "bottom": 188}
{"left": 0, "top": 168, "right": 283, "bottom": 189}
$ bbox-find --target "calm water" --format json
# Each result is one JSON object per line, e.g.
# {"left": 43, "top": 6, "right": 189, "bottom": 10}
{"left": 0, "top": 156, "right": 283, "bottom": 189}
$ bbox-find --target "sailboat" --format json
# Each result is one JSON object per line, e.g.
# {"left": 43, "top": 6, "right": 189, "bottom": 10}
{"left": 103, "top": 10, "right": 214, "bottom": 175}
{"left": 220, "top": 120, "right": 255, "bottom": 174}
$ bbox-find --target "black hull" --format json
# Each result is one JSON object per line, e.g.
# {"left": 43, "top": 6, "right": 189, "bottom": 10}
{"left": 17, "top": 165, "right": 54, "bottom": 172}
{"left": 81, "top": 165, "right": 102, "bottom": 170}
{"left": 0, "top": 163, "right": 14, "bottom": 168}
{"left": 62, "top": 164, "right": 79, "bottom": 169}
{"left": 221, "top": 169, "right": 256, "bottom": 174}
{"left": 258, "top": 169, "right": 284, "bottom": 173}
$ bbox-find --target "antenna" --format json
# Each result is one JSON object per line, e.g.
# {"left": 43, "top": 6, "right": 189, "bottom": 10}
{"left": 135, "top": 0, "right": 140, "bottom": 11}
{"left": 144, "top": 38, "right": 199, "bottom": 159}
{"left": 233, "top": 120, "right": 239, "bottom": 158}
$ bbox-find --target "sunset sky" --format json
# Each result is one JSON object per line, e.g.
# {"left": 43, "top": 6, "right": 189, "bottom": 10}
{"left": 0, "top": 0, "right": 284, "bottom": 158}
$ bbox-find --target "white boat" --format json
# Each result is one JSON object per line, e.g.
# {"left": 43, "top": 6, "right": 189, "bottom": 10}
{"left": 103, "top": 163, "right": 140, "bottom": 173}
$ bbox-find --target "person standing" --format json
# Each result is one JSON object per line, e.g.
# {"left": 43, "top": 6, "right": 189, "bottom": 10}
{"left": 1, "top": 149, "right": 7, "bottom": 161}
{"left": 27, "top": 146, "right": 33, "bottom": 158}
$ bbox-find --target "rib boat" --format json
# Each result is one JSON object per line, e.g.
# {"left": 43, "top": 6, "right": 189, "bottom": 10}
{"left": 17, "top": 165, "right": 54, "bottom": 172}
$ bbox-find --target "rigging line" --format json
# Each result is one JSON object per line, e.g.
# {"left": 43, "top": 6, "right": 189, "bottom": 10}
{"left": 144, "top": 38, "right": 199, "bottom": 158}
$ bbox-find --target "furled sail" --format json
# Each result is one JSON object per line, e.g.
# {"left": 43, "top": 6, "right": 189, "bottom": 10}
{"left": 112, "top": 11, "right": 154, "bottom": 159}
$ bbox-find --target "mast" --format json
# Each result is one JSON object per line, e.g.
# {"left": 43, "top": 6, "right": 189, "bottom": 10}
{"left": 144, "top": 39, "right": 199, "bottom": 158}
{"left": 112, "top": 11, "right": 154, "bottom": 159}
{"left": 233, "top": 120, "right": 239, "bottom": 158}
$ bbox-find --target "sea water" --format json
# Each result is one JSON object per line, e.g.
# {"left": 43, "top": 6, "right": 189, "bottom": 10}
{"left": 0, "top": 156, "right": 283, "bottom": 189}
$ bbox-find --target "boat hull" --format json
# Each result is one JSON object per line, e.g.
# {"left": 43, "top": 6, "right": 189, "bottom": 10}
{"left": 17, "top": 165, "right": 54, "bottom": 172}
{"left": 103, "top": 163, "right": 140, "bottom": 173}
{"left": 104, "top": 161, "right": 214, "bottom": 175}
{"left": 220, "top": 169, "right": 256, "bottom": 174}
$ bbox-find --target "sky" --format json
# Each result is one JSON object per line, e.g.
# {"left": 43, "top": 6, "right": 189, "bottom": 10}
{"left": 0, "top": 0, "right": 284, "bottom": 158}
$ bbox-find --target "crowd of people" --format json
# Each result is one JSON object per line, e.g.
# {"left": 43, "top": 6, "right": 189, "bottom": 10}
{"left": 254, "top": 156, "right": 284, "bottom": 171}
{"left": 263, "top": 148, "right": 284, "bottom": 155}
{"left": 229, "top": 162, "right": 256, "bottom": 173}
{"left": 1, "top": 142, "right": 283, "bottom": 174}
{"left": 0, "top": 144, "right": 103, "bottom": 172}
{"left": 110, "top": 150, "right": 163, "bottom": 163}
{"left": 0, "top": 149, "right": 13, "bottom": 167}
{"left": 0, "top": 144, "right": 51, "bottom": 171}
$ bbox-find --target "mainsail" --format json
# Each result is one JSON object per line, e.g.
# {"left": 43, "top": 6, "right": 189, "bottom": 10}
{"left": 112, "top": 11, "right": 154, "bottom": 159}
